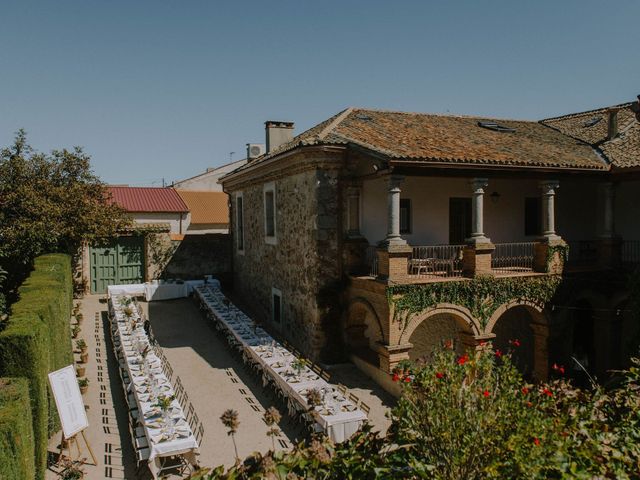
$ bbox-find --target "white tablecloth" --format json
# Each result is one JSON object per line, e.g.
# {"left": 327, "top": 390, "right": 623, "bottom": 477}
{"left": 194, "top": 286, "right": 367, "bottom": 443}
{"left": 144, "top": 283, "right": 189, "bottom": 301}
{"left": 108, "top": 283, "right": 146, "bottom": 297}
{"left": 110, "top": 296, "right": 199, "bottom": 477}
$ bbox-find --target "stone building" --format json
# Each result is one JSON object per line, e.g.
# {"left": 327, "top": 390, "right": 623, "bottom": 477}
{"left": 221, "top": 100, "right": 640, "bottom": 392}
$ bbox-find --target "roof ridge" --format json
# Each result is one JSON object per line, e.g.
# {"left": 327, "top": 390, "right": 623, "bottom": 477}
{"left": 316, "top": 107, "right": 354, "bottom": 141}
{"left": 350, "top": 107, "right": 538, "bottom": 123}
{"left": 541, "top": 102, "right": 634, "bottom": 123}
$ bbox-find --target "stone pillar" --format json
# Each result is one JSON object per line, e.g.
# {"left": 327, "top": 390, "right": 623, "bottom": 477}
{"left": 540, "top": 180, "right": 561, "bottom": 241}
{"left": 597, "top": 182, "right": 622, "bottom": 268}
{"left": 469, "top": 178, "right": 491, "bottom": 244}
{"left": 377, "top": 343, "right": 412, "bottom": 373}
{"left": 384, "top": 175, "right": 407, "bottom": 246}
{"left": 530, "top": 322, "right": 549, "bottom": 382}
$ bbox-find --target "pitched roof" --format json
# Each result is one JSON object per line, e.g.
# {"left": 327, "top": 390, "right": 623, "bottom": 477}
{"left": 227, "top": 108, "right": 606, "bottom": 177}
{"left": 107, "top": 186, "right": 188, "bottom": 213}
{"left": 175, "top": 190, "right": 229, "bottom": 225}
{"left": 541, "top": 102, "right": 640, "bottom": 168}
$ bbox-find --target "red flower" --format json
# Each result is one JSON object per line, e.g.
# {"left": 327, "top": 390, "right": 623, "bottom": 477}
{"left": 482, "top": 389, "right": 490, "bottom": 398}
{"left": 542, "top": 388, "right": 553, "bottom": 397}
{"left": 392, "top": 373, "right": 400, "bottom": 382}
{"left": 526, "top": 401, "right": 533, "bottom": 408}
{"left": 509, "top": 339, "right": 521, "bottom": 347}
{"left": 521, "top": 387, "right": 529, "bottom": 395}
{"left": 435, "top": 372, "right": 444, "bottom": 379}
{"left": 533, "top": 437, "right": 540, "bottom": 446}
{"left": 457, "top": 354, "right": 469, "bottom": 365}
{"left": 478, "top": 340, "right": 486, "bottom": 347}
{"left": 404, "top": 376, "right": 411, "bottom": 383}
{"left": 495, "top": 349, "right": 503, "bottom": 358}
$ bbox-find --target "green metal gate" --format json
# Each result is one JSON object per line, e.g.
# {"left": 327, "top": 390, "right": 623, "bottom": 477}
{"left": 89, "top": 236, "right": 144, "bottom": 294}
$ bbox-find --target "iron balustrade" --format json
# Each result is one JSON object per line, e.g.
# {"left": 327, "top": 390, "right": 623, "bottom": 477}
{"left": 566, "top": 240, "right": 598, "bottom": 265}
{"left": 622, "top": 240, "right": 640, "bottom": 264}
{"left": 492, "top": 242, "right": 535, "bottom": 273}
{"left": 409, "top": 245, "right": 465, "bottom": 278}
{"left": 365, "top": 245, "right": 379, "bottom": 277}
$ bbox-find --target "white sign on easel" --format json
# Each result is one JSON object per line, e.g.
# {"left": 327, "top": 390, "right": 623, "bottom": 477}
{"left": 48, "top": 365, "right": 89, "bottom": 438}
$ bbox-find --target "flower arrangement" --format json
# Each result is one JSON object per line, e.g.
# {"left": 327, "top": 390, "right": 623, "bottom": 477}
{"left": 291, "top": 358, "right": 308, "bottom": 375}
{"left": 122, "top": 306, "right": 134, "bottom": 318}
{"left": 154, "top": 394, "right": 176, "bottom": 412}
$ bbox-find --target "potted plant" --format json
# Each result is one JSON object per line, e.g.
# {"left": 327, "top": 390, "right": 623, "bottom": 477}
{"left": 79, "top": 351, "right": 89, "bottom": 364}
{"left": 76, "top": 365, "right": 86, "bottom": 377}
{"left": 72, "top": 304, "right": 80, "bottom": 316}
{"left": 78, "top": 378, "right": 89, "bottom": 395}
{"left": 71, "top": 325, "right": 80, "bottom": 339}
{"left": 75, "top": 312, "right": 84, "bottom": 325}
{"left": 76, "top": 339, "right": 87, "bottom": 354}
{"left": 60, "top": 458, "right": 84, "bottom": 479}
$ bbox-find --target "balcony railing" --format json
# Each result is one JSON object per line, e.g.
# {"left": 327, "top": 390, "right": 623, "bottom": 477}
{"left": 492, "top": 242, "right": 534, "bottom": 273}
{"left": 365, "top": 245, "right": 378, "bottom": 277}
{"left": 566, "top": 240, "right": 598, "bottom": 265}
{"left": 409, "top": 245, "right": 465, "bottom": 278}
{"left": 622, "top": 240, "right": 640, "bottom": 264}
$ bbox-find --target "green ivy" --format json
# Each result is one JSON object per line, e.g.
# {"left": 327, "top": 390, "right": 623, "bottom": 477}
{"left": 546, "top": 243, "right": 570, "bottom": 270}
{"left": 387, "top": 275, "right": 562, "bottom": 328}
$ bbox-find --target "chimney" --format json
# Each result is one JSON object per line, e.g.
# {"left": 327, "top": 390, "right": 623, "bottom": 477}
{"left": 607, "top": 108, "right": 619, "bottom": 140}
{"left": 265, "top": 121, "right": 294, "bottom": 154}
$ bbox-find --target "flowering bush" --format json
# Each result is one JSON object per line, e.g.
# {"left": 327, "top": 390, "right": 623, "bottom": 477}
{"left": 189, "top": 345, "right": 640, "bottom": 479}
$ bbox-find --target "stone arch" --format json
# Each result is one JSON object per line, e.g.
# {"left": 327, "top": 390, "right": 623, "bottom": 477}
{"left": 399, "top": 303, "right": 482, "bottom": 345}
{"left": 344, "top": 297, "right": 385, "bottom": 350}
{"left": 486, "top": 300, "right": 549, "bottom": 381}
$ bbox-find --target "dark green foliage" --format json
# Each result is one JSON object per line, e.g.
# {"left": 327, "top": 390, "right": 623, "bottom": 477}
{"left": 0, "top": 378, "right": 35, "bottom": 480}
{"left": 0, "top": 254, "right": 73, "bottom": 480}
{"left": 388, "top": 275, "right": 562, "bottom": 328}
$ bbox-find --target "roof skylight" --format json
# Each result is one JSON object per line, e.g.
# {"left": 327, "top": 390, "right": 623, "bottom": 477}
{"left": 583, "top": 117, "right": 602, "bottom": 128}
{"left": 477, "top": 121, "right": 516, "bottom": 133}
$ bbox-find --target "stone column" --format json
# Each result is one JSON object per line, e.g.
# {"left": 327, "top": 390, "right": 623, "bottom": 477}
{"left": 469, "top": 178, "right": 491, "bottom": 244}
{"left": 601, "top": 182, "right": 616, "bottom": 238}
{"left": 597, "top": 181, "right": 622, "bottom": 268}
{"left": 385, "top": 175, "right": 407, "bottom": 246}
{"left": 540, "top": 180, "right": 560, "bottom": 241}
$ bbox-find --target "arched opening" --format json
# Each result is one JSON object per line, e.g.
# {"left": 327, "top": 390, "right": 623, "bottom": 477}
{"left": 491, "top": 306, "right": 536, "bottom": 378}
{"left": 344, "top": 300, "right": 383, "bottom": 364}
{"left": 610, "top": 299, "right": 639, "bottom": 370}
{"left": 566, "top": 299, "right": 596, "bottom": 386}
{"left": 407, "top": 312, "right": 476, "bottom": 363}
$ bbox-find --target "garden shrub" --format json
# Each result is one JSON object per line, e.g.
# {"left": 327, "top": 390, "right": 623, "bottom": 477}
{"left": 0, "top": 377, "right": 35, "bottom": 480}
{"left": 0, "top": 253, "right": 73, "bottom": 480}
{"left": 189, "top": 344, "right": 640, "bottom": 479}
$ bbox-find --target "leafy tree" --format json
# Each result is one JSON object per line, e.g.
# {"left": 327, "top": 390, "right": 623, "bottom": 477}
{"left": 0, "top": 129, "right": 130, "bottom": 308}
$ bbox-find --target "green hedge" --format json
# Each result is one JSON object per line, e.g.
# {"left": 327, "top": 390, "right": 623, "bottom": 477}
{"left": 0, "top": 254, "right": 73, "bottom": 480}
{"left": 0, "top": 378, "right": 35, "bottom": 480}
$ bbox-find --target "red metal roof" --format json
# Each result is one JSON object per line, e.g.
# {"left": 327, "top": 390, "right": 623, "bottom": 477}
{"left": 107, "top": 186, "right": 189, "bottom": 213}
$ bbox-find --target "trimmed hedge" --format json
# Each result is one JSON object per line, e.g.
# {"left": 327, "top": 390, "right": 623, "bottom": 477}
{"left": 0, "top": 254, "right": 73, "bottom": 480}
{"left": 0, "top": 378, "right": 35, "bottom": 480}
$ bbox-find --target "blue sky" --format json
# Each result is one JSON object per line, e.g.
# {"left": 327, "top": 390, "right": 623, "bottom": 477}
{"left": 1, "top": 1, "right": 638, "bottom": 185}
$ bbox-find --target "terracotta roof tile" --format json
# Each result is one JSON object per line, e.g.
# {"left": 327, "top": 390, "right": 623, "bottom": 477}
{"left": 541, "top": 102, "right": 640, "bottom": 168}
{"left": 107, "top": 186, "right": 188, "bottom": 213}
{"left": 176, "top": 190, "right": 229, "bottom": 224}
{"left": 228, "top": 108, "right": 606, "bottom": 176}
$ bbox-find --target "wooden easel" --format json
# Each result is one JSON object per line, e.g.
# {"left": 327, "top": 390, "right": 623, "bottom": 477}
{"left": 58, "top": 429, "right": 98, "bottom": 466}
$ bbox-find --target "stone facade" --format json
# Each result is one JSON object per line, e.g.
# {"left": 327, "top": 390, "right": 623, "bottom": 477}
{"left": 227, "top": 150, "right": 346, "bottom": 361}
{"left": 164, "top": 233, "right": 231, "bottom": 281}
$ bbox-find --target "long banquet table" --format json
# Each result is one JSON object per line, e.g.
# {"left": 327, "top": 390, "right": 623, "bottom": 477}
{"left": 194, "top": 285, "right": 367, "bottom": 443}
{"left": 109, "top": 295, "right": 199, "bottom": 478}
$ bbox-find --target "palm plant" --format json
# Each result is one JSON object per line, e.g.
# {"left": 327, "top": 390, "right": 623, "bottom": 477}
{"left": 220, "top": 409, "right": 240, "bottom": 462}
{"left": 263, "top": 407, "right": 282, "bottom": 451}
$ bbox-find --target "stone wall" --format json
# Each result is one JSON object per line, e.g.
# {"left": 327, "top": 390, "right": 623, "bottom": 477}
{"left": 164, "top": 233, "right": 232, "bottom": 281}
{"left": 229, "top": 152, "right": 345, "bottom": 362}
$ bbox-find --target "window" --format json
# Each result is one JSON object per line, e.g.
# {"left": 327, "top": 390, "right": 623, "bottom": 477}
{"left": 477, "top": 121, "right": 516, "bottom": 133}
{"left": 236, "top": 194, "right": 244, "bottom": 251}
{"left": 272, "top": 288, "right": 282, "bottom": 325}
{"left": 525, "top": 197, "right": 542, "bottom": 236}
{"left": 263, "top": 183, "right": 276, "bottom": 243}
{"left": 347, "top": 193, "right": 360, "bottom": 235}
{"left": 449, "top": 198, "right": 472, "bottom": 244}
{"left": 400, "top": 199, "right": 412, "bottom": 234}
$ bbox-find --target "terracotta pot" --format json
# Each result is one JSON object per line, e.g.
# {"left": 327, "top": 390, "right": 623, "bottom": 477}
{"left": 80, "top": 385, "right": 88, "bottom": 395}
{"left": 80, "top": 352, "right": 89, "bottom": 364}
{"left": 72, "top": 332, "right": 78, "bottom": 339}
{"left": 76, "top": 366, "right": 86, "bottom": 377}
{"left": 80, "top": 346, "right": 88, "bottom": 355}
